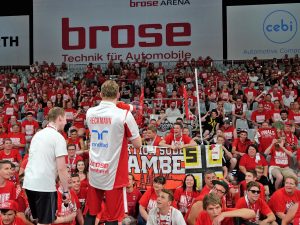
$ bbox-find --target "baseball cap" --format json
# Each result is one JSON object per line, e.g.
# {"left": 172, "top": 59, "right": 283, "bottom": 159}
{"left": 0, "top": 200, "right": 18, "bottom": 211}
{"left": 212, "top": 180, "right": 229, "bottom": 193}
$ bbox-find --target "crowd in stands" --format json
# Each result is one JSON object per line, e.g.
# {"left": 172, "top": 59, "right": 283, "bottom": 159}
{"left": 0, "top": 53, "right": 300, "bottom": 224}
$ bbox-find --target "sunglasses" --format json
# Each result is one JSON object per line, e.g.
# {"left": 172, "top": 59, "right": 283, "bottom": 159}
{"left": 249, "top": 190, "right": 260, "bottom": 194}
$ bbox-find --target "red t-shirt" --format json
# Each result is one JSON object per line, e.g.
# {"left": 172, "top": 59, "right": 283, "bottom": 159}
{"left": 293, "top": 203, "right": 300, "bottom": 225}
{"left": 239, "top": 154, "right": 268, "bottom": 171}
{"left": 74, "top": 187, "right": 88, "bottom": 211}
{"left": 6, "top": 132, "right": 26, "bottom": 149}
{"left": 173, "top": 187, "right": 200, "bottom": 214}
{"left": 257, "top": 127, "right": 277, "bottom": 153}
{"left": 0, "top": 150, "right": 22, "bottom": 163}
{"left": 126, "top": 188, "right": 142, "bottom": 217}
{"left": 65, "top": 155, "right": 83, "bottom": 174}
{"left": 269, "top": 109, "right": 281, "bottom": 122}
{"left": 260, "top": 101, "right": 274, "bottom": 111}
{"left": 232, "top": 138, "right": 252, "bottom": 154}
{"left": 235, "top": 197, "right": 271, "bottom": 223}
{"left": 221, "top": 126, "right": 235, "bottom": 141}
{"left": 163, "top": 134, "right": 192, "bottom": 145}
{"left": 268, "top": 188, "right": 300, "bottom": 214}
{"left": 139, "top": 187, "right": 158, "bottom": 212}
{"left": 195, "top": 208, "right": 235, "bottom": 225}
{"left": 244, "top": 88, "right": 258, "bottom": 99}
{"left": 251, "top": 110, "right": 270, "bottom": 123}
{"left": 284, "top": 131, "right": 298, "bottom": 147}
{"left": 65, "top": 108, "right": 77, "bottom": 122}
{"left": 288, "top": 111, "right": 300, "bottom": 124}
{"left": 0, "top": 181, "right": 16, "bottom": 203}
{"left": 73, "top": 113, "right": 86, "bottom": 129}
{"left": 21, "top": 120, "right": 39, "bottom": 136}
{"left": 269, "top": 146, "right": 292, "bottom": 168}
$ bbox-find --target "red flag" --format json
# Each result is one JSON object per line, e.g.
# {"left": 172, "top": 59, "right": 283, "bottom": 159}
{"left": 183, "top": 85, "right": 189, "bottom": 120}
{"left": 135, "top": 87, "right": 144, "bottom": 126}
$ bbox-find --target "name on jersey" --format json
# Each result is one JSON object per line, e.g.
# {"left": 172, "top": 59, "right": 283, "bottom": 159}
{"left": 89, "top": 117, "right": 112, "bottom": 124}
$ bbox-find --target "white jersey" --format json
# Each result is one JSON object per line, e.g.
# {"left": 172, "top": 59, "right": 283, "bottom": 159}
{"left": 23, "top": 127, "right": 67, "bottom": 192}
{"left": 147, "top": 207, "right": 186, "bottom": 225}
{"left": 86, "top": 101, "right": 140, "bottom": 190}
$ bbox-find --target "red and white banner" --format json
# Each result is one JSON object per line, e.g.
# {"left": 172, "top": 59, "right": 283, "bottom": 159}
{"left": 0, "top": 16, "right": 29, "bottom": 66}
{"left": 33, "top": 0, "right": 222, "bottom": 64}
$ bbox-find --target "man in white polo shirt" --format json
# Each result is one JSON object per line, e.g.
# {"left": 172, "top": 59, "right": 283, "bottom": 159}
{"left": 85, "top": 80, "right": 141, "bottom": 225}
{"left": 23, "top": 107, "right": 70, "bottom": 225}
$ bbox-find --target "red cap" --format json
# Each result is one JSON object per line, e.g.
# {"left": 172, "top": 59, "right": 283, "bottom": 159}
{"left": 0, "top": 200, "right": 18, "bottom": 211}
{"left": 285, "top": 121, "right": 292, "bottom": 126}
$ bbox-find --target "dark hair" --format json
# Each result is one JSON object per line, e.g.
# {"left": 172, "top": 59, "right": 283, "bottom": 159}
{"left": 247, "top": 181, "right": 260, "bottom": 191}
{"left": 211, "top": 109, "right": 218, "bottom": 115}
{"left": 67, "top": 144, "right": 76, "bottom": 150}
{"left": 26, "top": 112, "right": 33, "bottom": 116}
{"left": 203, "top": 192, "right": 221, "bottom": 210}
{"left": 128, "top": 173, "right": 135, "bottom": 181}
{"left": 70, "top": 129, "right": 78, "bottom": 134}
{"left": 0, "top": 209, "right": 13, "bottom": 214}
{"left": 182, "top": 174, "right": 197, "bottom": 192}
{"left": 161, "top": 189, "right": 174, "bottom": 202}
{"left": 75, "top": 160, "right": 88, "bottom": 175}
{"left": 247, "top": 170, "right": 257, "bottom": 178}
{"left": 71, "top": 173, "right": 80, "bottom": 179}
{"left": 173, "top": 122, "right": 183, "bottom": 129}
{"left": 246, "top": 144, "right": 258, "bottom": 154}
{"left": 153, "top": 176, "right": 166, "bottom": 185}
{"left": 0, "top": 160, "right": 13, "bottom": 169}
{"left": 280, "top": 109, "right": 289, "bottom": 115}
{"left": 176, "top": 117, "right": 183, "bottom": 122}
{"left": 204, "top": 170, "right": 216, "bottom": 177}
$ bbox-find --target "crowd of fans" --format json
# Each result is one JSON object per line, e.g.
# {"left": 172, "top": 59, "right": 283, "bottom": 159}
{"left": 0, "top": 53, "right": 300, "bottom": 224}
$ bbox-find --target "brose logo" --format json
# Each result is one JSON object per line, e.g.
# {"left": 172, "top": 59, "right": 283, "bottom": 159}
{"left": 91, "top": 129, "right": 109, "bottom": 149}
{"left": 61, "top": 18, "right": 191, "bottom": 50}
{"left": 263, "top": 10, "right": 298, "bottom": 44}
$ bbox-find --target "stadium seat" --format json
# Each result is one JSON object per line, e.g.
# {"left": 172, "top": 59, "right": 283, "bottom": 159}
{"left": 245, "top": 110, "right": 253, "bottom": 121}
{"left": 236, "top": 119, "right": 249, "bottom": 131}
{"left": 247, "top": 128, "right": 256, "bottom": 140}
{"left": 224, "top": 102, "right": 233, "bottom": 115}
{"left": 209, "top": 102, "right": 217, "bottom": 111}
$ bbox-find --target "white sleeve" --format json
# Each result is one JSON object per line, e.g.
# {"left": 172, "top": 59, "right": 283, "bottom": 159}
{"left": 173, "top": 208, "right": 187, "bottom": 225}
{"left": 146, "top": 209, "right": 157, "bottom": 225}
{"left": 125, "top": 111, "right": 140, "bottom": 141}
{"left": 55, "top": 133, "right": 67, "bottom": 157}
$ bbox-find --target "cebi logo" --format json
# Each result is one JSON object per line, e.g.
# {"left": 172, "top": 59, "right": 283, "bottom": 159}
{"left": 263, "top": 10, "right": 298, "bottom": 44}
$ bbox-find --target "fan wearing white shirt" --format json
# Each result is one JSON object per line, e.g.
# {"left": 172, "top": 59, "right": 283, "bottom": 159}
{"left": 147, "top": 189, "right": 186, "bottom": 225}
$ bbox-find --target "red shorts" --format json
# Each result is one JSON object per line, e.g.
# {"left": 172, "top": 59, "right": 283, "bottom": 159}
{"left": 85, "top": 186, "right": 125, "bottom": 222}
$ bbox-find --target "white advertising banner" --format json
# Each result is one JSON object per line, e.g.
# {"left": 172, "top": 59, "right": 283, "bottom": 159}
{"left": 0, "top": 16, "right": 29, "bottom": 66}
{"left": 33, "top": 0, "right": 222, "bottom": 64}
{"left": 227, "top": 3, "right": 300, "bottom": 60}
